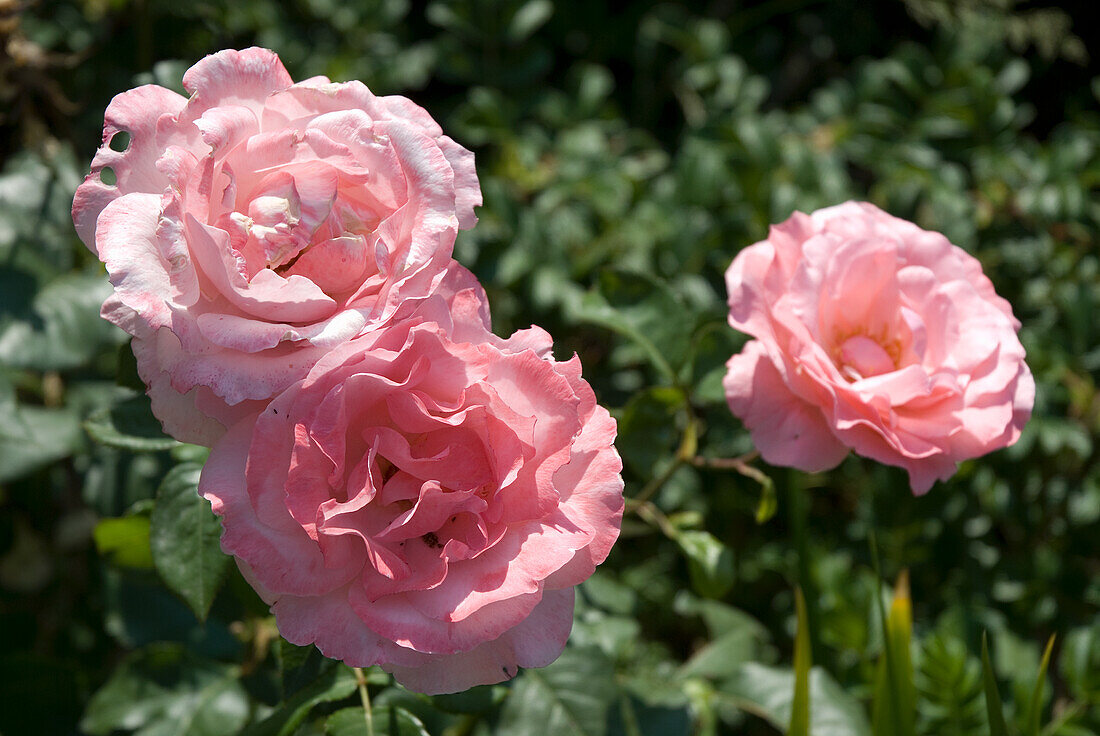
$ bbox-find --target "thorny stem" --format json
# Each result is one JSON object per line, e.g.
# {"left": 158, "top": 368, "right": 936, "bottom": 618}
{"left": 352, "top": 667, "right": 375, "bottom": 736}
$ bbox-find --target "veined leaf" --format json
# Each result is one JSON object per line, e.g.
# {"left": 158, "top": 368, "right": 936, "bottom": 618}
{"left": 150, "top": 462, "right": 230, "bottom": 621}
{"left": 242, "top": 666, "right": 358, "bottom": 736}
{"left": 497, "top": 646, "right": 617, "bottom": 736}
{"left": 80, "top": 644, "right": 248, "bottom": 736}
{"left": 325, "top": 706, "right": 429, "bottom": 736}
{"left": 719, "top": 664, "right": 871, "bottom": 736}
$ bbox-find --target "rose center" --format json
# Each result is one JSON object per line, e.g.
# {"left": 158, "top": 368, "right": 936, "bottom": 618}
{"left": 838, "top": 335, "right": 895, "bottom": 380}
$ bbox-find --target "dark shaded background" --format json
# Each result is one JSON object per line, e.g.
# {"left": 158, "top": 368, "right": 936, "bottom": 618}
{"left": 1, "top": 1, "right": 1098, "bottom": 734}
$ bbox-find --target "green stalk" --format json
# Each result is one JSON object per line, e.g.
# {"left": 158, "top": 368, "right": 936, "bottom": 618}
{"left": 352, "top": 667, "right": 375, "bottom": 736}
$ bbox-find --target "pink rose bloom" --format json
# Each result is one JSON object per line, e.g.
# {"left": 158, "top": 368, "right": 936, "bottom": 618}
{"left": 72, "top": 48, "right": 480, "bottom": 445}
{"left": 198, "top": 265, "right": 624, "bottom": 693}
{"left": 724, "top": 201, "right": 1034, "bottom": 494}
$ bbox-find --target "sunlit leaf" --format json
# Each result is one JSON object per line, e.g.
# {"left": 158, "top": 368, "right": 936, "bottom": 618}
{"left": 720, "top": 664, "right": 871, "bottom": 736}
{"left": 81, "top": 644, "right": 248, "bottom": 736}
{"left": 0, "top": 270, "right": 124, "bottom": 371}
{"left": 497, "top": 646, "right": 617, "bottom": 736}
{"left": 94, "top": 515, "right": 153, "bottom": 569}
{"left": 325, "top": 706, "right": 429, "bottom": 736}
{"left": 675, "top": 529, "right": 735, "bottom": 599}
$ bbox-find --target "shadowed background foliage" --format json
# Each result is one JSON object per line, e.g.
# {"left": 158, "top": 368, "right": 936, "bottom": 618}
{"left": 1, "top": 1, "right": 1098, "bottom": 734}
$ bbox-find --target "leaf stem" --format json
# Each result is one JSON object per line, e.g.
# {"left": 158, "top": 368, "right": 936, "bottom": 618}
{"left": 689, "top": 450, "right": 760, "bottom": 472}
{"left": 624, "top": 497, "right": 679, "bottom": 540}
{"left": 352, "top": 666, "right": 375, "bottom": 736}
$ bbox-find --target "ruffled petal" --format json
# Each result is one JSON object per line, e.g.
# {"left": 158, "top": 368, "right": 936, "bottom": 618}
{"left": 724, "top": 341, "right": 849, "bottom": 472}
{"left": 72, "top": 84, "right": 188, "bottom": 249}
{"left": 383, "top": 588, "right": 575, "bottom": 694}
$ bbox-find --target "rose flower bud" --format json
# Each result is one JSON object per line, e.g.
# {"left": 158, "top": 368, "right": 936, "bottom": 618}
{"left": 198, "top": 265, "right": 624, "bottom": 694}
{"left": 72, "top": 48, "right": 480, "bottom": 445}
{"left": 723, "top": 201, "right": 1034, "bottom": 494}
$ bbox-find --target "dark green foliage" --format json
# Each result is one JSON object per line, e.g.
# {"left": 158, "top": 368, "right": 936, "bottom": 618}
{"left": 916, "top": 634, "right": 985, "bottom": 736}
{"left": 1, "top": 1, "right": 1098, "bottom": 735}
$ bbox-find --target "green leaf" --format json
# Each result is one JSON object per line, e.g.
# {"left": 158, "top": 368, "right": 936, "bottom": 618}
{"left": 278, "top": 639, "right": 327, "bottom": 699}
{"left": 325, "top": 706, "right": 429, "bottom": 736}
{"left": 1060, "top": 624, "right": 1100, "bottom": 702}
{"left": 680, "top": 628, "right": 766, "bottom": 681}
{"left": 614, "top": 387, "right": 685, "bottom": 478}
{"left": 790, "top": 588, "right": 811, "bottom": 736}
{"left": 150, "top": 462, "right": 229, "bottom": 621}
{"left": 80, "top": 644, "right": 248, "bottom": 736}
{"left": 720, "top": 664, "right": 872, "bottom": 736}
{"left": 507, "top": 0, "right": 553, "bottom": 42}
{"left": 982, "top": 634, "right": 1010, "bottom": 736}
{"left": 172, "top": 443, "right": 212, "bottom": 464}
{"left": 94, "top": 515, "right": 154, "bottom": 569}
{"left": 84, "top": 394, "right": 179, "bottom": 452}
{"left": 431, "top": 684, "right": 504, "bottom": 714}
{"left": 0, "top": 405, "right": 82, "bottom": 482}
{"left": 915, "top": 633, "right": 984, "bottom": 736}
{"left": 1026, "top": 635, "right": 1056, "bottom": 736}
{"left": 0, "top": 147, "right": 83, "bottom": 280}
{"left": 754, "top": 473, "right": 778, "bottom": 524}
{"left": 0, "top": 270, "right": 124, "bottom": 371}
{"left": 675, "top": 530, "right": 735, "bottom": 599}
{"left": 242, "top": 665, "right": 358, "bottom": 736}
{"left": 674, "top": 595, "right": 771, "bottom": 642}
{"left": 871, "top": 567, "right": 915, "bottom": 736}
{"left": 497, "top": 646, "right": 617, "bottom": 736}
{"left": 608, "top": 695, "right": 691, "bottom": 736}
{"left": 565, "top": 270, "right": 696, "bottom": 381}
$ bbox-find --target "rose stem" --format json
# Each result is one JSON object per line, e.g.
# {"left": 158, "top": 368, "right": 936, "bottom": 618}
{"left": 352, "top": 666, "right": 375, "bottom": 736}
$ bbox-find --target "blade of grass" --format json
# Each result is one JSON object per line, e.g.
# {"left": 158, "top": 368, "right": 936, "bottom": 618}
{"left": 869, "top": 537, "right": 913, "bottom": 736}
{"left": 981, "top": 633, "right": 1010, "bottom": 736}
{"left": 1027, "top": 635, "right": 1056, "bottom": 736}
{"left": 888, "top": 571, "right": 915, "bottom": 735}
{"left": 789, "top": 587, "right": 811, "bottom": 736}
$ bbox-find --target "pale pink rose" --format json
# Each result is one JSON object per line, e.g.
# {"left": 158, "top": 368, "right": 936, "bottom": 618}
{"left": 724, "top": 201, "right": 1034, "bottom": 494}
{"left": 198, "top": 265, "right": 624, "bottom": 694}
{"left": 72, "top": 48, "right": 481, "bottom": 445}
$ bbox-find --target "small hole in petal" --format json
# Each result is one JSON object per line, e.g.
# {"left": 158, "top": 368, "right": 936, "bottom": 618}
{"left": 108, "top": 131, "right": 131, "bottom": 152}
{"left": 99, "top": 167, "right": 117, "bottom": 186}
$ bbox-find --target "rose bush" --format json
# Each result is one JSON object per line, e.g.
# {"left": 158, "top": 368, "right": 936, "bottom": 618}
{"left": 724, "top": 201, "right": 1034, "bottom": 494}
{"left": 72, "top": 47, "right": 480, "bottom": 445}
{"left": 198, "top": 265, "right": 624, "bottom": 693}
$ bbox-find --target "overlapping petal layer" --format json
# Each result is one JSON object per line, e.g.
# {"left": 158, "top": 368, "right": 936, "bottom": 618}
{"left": 73, "top": 47, "right": 482, "bottom": 444}
{"left": 198, "top": 272, "right": 624, "bottom": 693}
{"left": 724, "top": 201, "right": 1033, "bottom": 494}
